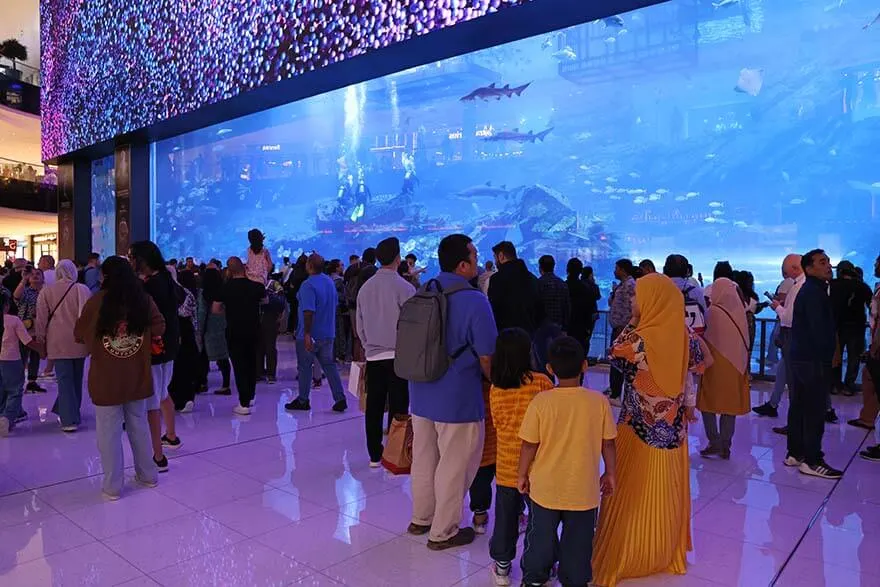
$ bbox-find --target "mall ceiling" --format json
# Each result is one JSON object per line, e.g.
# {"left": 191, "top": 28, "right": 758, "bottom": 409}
{"left": 0, "top": 105, "right": 42, "bottom": 165}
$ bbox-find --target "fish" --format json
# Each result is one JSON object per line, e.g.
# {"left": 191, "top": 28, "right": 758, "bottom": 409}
{"left": 583, "top": 180, "right": 593, "bottom": 185}
{"left": 712, "top": 210, "right": 724, "bottom": 216}
{"left": 605, "top": 176, "right": 618, "bottom": 183}
{"left": 629, "top": 172, "right": 641, "bottom": 179}
{"left": 569, "top": 155, "right": 579, "bottom": 160}
{"left": 735, "top": 68, "right": 764, "bottom": 97}
{"left": 802, "top": 136, "right": 816, "bottom": 145}
{"left": 579, "top": 164, "right": 591, "bottom": 171}
{"left": 705, "top": 153, "right": 717, "bottom": 160}
{"left": 713, "top": 0, "right": 740, "bottom": 7}
{"left": 655, "top": 188, "right": 669, "bottom": 195}
{"left": 873, "top": 182, "right": 880, "bottom": 188}
{"left": 709, "top": 201, "right": 724, "bottom": 208}
{"left": 789, "top": 198, "right": 807, "bottom": 205}
{"left": 604, "top": 37, "right": 617, "bottom": 44}
{"left": 480, "top": 128, "right": 553, "bottom": 143}
{"left": 864, "top": 12, "right": 880, "bottom": 29}
{"left": 648, "top": 194, "right": 661, "bottom": 201}
{"left": 591, "top": 188, "right": 603, "bottom": 194}
{"left": 686, "top": 191, "right": 700, "bottom": 198}
{"left": 733, "top": 221, "right": 749, "bottom": 228}
{"left": 454, "top": 181, "right": 509, "bottom": 199}
{"left": 704, "top": 217, "right": 717, "bottom": 224}
{"left": 552, "top": 46, "right": 577, "bottom": 61}
{"left": 627, "top": 188, "right": 646, "bottom": 195}
{"left": 575, "top": 132, "right": 593, "bottom": 141}
{"left": 829, "top": 148, "right": 838, "bottom": 156}
{"left": 609, "top": 195, "right": 622, "bottom": 200}
{"left": 603, "top": 15, "right": 625, "bottom": 28}
{"left": 633, "top": 196, "right": 647, "bottom": 204}
{"left": 675, "top": 195, "right": 687, "bottom": 202}
{"left": 460, "top": 82, "right": 531, "bottom": 102}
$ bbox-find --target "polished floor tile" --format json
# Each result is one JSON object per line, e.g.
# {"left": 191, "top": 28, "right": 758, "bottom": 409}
{"left": 0, "top": 346, "right": 878, "bottom": 587}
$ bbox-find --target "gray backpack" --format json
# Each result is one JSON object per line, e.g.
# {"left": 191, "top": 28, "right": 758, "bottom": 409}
{"left": 394, "top": 279, "right": 473, "bottom": 382}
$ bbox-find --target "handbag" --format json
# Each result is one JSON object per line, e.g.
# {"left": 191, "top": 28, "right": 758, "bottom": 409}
{"left": 381, "top": 415, "right": 413, "bottom": 475}
{"left": 347, "top": 361, "right": 367, "bottom": 412}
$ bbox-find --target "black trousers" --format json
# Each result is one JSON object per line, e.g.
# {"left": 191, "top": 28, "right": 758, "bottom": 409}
{"left": 533, "top": 323, "right": 563, "bottom": 376}
{"left": 521, "top": 501, "right": 596, "bottom": 587}
{"left": 364, "top": 359, "right": 410, "bottom": 462}
{"left": 490, "top": 485, "right": 527, "bottom": 563}
{"left": 608, "top": 327, "right": 624, "bottom": 397}
{"left": 228, "top": 333, "right": 259, "bottom": 408}
{"left": 168, "top": 320, "right": 199, "bottom": 410}
{"left": 468, "top": 464, "right": 496, "bottom": 514}
{"left": 833, "top": 325, "right": 866, "bottom": 388}
{"left": 257, "top": 311, "right": 280, "bottom": 378}
{"left": 787, "top": 361, "right": 831, "bottom": 466}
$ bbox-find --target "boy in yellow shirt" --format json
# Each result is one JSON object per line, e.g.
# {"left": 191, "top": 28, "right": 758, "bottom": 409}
{"left": 518, "top": 336, "right": 617, "bottom": 587}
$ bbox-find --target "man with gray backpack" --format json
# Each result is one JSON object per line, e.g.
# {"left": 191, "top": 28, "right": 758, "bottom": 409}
{"left": 395, "top": 234, "right": 498, "bottom": 551}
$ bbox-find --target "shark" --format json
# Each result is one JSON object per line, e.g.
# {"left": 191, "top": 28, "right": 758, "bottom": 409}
{"left": 481, "top": 128, "right": 553, "bottom": 143}
{"left": 460, "top": 82, "right": 531, "bottom": 102}
{"left": 453, "top": 181, "right": 510, "bottom": 199}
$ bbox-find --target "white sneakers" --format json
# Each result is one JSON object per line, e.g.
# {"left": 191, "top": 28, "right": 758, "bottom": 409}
{"left": 233, "top": 405, "right": 251, "bottom": 416}
{"left": 180, "top": 401, "right": 194, "bottom": 413}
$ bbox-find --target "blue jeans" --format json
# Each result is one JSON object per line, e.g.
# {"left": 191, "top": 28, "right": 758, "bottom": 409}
{"left": 53, "top": 358, "right": 85, "bottom": 426}
{"left": 95, "top": 399, "right": 157, "bottom": 496}
{"left": 296, "top": 338, "right": 346, "bottom": 404}
{"left": 0, "top": 360, "right": 25, "bottom": 425}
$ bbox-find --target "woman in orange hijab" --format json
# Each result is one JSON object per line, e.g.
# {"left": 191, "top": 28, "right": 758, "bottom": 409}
{"left": 593, "top": 273, "right": 694, "bottom": 587}
{"left": 698, "top": 277, "right": 750, "bottom": 459}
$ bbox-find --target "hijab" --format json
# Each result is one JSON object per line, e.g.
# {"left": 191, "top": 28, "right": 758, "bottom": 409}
{"left": 705, "top": 277, "right": 750, "bottom": 374}
{"left": 55, "top": 259, "right": 78, "bottom": 282}
{"left": 633, "top": 273, "right": 689, "bottom": 398}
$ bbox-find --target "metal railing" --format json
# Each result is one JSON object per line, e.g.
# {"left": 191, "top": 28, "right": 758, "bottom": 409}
{"left": 0, "top": 59, "right": 40, "bottom": 86}
{"left": 0, "top": 156, "right": 55, "bottom": 185}
{"left": 587, "top": 311, "right": 864, "bottom": 381}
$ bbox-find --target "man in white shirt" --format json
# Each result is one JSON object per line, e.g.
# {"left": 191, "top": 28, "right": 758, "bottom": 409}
{"left": 754, "top": 254, "right": 802, "bottom": 419}
{"left": 38, "top": 255, "right": 56, "bottom": 286}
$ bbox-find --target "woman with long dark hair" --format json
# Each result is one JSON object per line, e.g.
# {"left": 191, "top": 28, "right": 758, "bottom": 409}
{"left": 168, "top": 269, "right": 200, "bottom": 412}
{"left": 128, "top": 240, "right": 181, "bottom": 471}
{"left": 74, "top": 256, "right": 165, "bottom": 499}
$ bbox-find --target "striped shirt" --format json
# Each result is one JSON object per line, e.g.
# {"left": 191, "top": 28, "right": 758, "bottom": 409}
{"left": 489, "top": 372, "right": 555, "bottom": 488}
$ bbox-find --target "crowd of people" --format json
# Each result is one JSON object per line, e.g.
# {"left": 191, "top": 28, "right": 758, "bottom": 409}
{"left": 1, "top": 229, "right": 878, "bottom": 586}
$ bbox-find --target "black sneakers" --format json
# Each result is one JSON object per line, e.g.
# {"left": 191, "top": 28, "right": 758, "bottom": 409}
{"left": 825, "top": 409, "right": 839, "bottom": 424}
{"left": 799, "top": 460, "right": 843, "bottom": 480}
{"left": 860, "top": 445, "right": 880, "bottom": 462}
{"left": 332, "top": 400, "right": 348, "bottom": 413}
{"left": 285, "top": 398, "right": 311, "bottom": 411}
{"left": 752, "top": 403, "right": 778, "bottom": 418}
{"left": 154, "top": 455, "right": 169, "bottom": 473}
{"left": 161, "top": 434, "right": 182, "bottom": 449}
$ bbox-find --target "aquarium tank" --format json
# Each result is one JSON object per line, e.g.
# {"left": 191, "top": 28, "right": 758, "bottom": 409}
{"left": 152, "top": 0, "right": 880, "bottom": 301}
{"left": 91, "top": 155, "right": 116, "bottom": 259}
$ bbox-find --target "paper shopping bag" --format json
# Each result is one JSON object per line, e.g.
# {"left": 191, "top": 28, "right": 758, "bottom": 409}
{"left": 347, "top": 362, "right": 367, "bottom": 412}
{"left": 381, "top": 415, "right": 413, "bottom": 475}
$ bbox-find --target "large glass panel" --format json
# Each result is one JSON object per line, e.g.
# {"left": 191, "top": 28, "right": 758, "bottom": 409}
{"left": 153, "top": 0, "right": 880, "bottom": 304}
{"left": 91, "top": 155, "right": 116, "bottom": 258}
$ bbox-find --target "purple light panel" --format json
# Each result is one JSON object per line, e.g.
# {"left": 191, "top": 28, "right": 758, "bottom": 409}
{"left": 40, "top": 0, "right": 532, "bottom": 160}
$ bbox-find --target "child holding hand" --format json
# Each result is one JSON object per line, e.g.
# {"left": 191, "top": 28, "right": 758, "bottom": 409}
{"left": 487, "top": 328, "right": 554, "bottom": 586}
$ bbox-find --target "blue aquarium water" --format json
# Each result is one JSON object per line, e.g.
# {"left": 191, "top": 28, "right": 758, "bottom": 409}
{"left": 151, "top": 0, "right": 880, "bottom": 299}
{"left": 91, "top": 154, "right": 116, "bottom": 259}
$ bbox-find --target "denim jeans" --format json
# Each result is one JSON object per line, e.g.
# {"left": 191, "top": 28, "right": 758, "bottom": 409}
{"left": 53, "top": 358, "right": 85, "bottom": 426}
{"left": 0, "top": 360, "right": 25, "bottom": 425}
{"left": 95, "top": 399, "right": 157, "bottom": 496}
{"left": 296, "top": 338, "right": 346, "bottom": 403}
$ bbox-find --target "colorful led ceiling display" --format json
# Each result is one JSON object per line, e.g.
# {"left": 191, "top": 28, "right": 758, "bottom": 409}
{"left": 40, "top": 0, "right": 534, "bottom": 160}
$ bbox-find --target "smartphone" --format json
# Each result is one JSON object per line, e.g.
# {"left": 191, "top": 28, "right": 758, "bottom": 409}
{"left": 763, "top": 291, "right": 774, "bottom": 301}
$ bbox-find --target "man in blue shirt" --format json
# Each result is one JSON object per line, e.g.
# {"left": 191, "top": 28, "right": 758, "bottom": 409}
{"left": 407, "top": 234, "right": 497, "bottom": 551}
{"left": 285, "top": 253, "right": 348, "bottom": 413}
